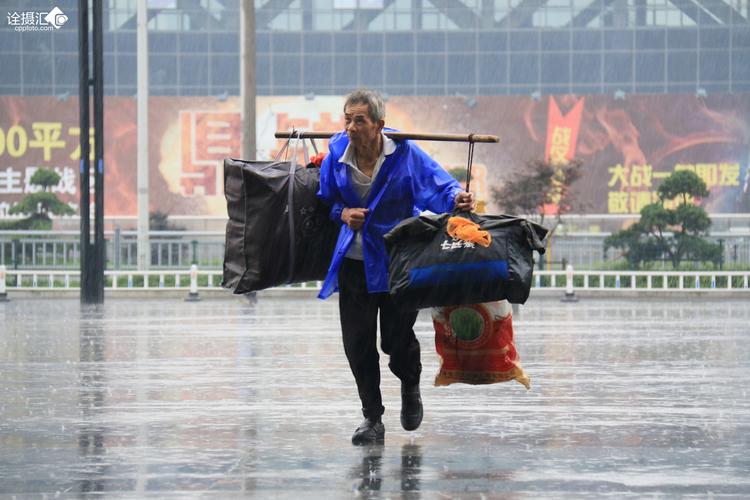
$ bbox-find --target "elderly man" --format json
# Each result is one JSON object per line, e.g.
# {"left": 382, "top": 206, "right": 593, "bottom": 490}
{"left": 317, "top": 89, "right": 473, "bottom": 445}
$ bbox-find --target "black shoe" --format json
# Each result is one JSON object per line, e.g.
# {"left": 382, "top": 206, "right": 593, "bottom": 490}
{"left": 400, "top": 383, "right": 423, "bottom": 431}
{"left": 351, "top": 417, "right": 385, "bottom": 445}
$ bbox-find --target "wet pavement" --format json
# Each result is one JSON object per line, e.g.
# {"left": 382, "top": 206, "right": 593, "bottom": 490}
{"left": 1, "top": 295, "right": 748, "bottom": 498}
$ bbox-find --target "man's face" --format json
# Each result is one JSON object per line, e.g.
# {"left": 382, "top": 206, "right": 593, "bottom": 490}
{"left": 344, "top": 102, "right": 383, "bottom": 150}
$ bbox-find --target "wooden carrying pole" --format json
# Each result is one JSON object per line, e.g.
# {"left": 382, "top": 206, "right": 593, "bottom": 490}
{"left": 274, "top": 131, "right": 499, "bottom": 143}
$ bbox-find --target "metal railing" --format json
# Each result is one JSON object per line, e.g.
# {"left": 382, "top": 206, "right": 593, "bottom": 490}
{"left": 532, "top": 269, "right": 750, "bottom": 291}
{"left": 3, "top": 229, "right": 749, "bottom": 271}
{"left": 1, "top": 265, "right": 748, "bottom": 298}
{"left": 0, "top": 230, "right": 226, "bottom": 270}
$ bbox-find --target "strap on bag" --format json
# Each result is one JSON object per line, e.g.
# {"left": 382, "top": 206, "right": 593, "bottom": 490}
{"left": 520, "top": 219, "right": 547, "bottom": 255}
{"left": 285, "top": 131, "right": 302, "bottom": 284}
{"left": 276, "top": 129, "right": 316, "bottom": 164}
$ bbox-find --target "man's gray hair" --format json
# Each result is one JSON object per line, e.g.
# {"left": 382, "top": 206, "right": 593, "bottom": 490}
{"left": 344, "top": 89, "right": 385, "bottom": 122}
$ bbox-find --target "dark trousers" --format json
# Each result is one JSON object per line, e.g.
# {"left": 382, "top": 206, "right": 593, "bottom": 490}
{"left": 338, "top": 258, "right": 421, "bottom": 419}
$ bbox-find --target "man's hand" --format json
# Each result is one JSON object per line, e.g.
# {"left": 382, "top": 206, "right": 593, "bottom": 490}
{"left": 454, "top": 191, "right": 475, "bottom": 212}
{"left": 341, "top": 207, "right": 369, "bottom": 230}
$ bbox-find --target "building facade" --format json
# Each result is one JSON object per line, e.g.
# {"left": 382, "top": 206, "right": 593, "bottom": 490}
{"left": 1, "top": 0, "right": 749, "bottom": 98}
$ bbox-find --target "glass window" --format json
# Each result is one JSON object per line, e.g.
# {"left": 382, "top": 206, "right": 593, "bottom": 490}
{"left": 700, "top": 82, "right": 729, "bottom": 93}
{"left": 635, "top": 29, "right": 665, "bottom": 50}
{"left": 256, "top": 32, "right": 270, "bottom": 53}
{"left": 275, "top": 85, "right": 302, "bottom": 95}
{"left": 667, "top": 51, "right": 696, "bottom": 82}
{"left": 384, "top": 85, "right": 415, "bottom": 95}
{"left": 447, "top": 54, "right": 476, "bottom": 85}
{"left": 699, "top": 28, "right": 729, "bottom": 49}
{"left": 666, "top": 83, "right": 693, "bottom": 93}
{"left": 570, "top": 83, "right": 601, "bottom": 94}
{"left": 572, "top": 30, "right": 601, "bottom": 50}
{"left": 21, "top": 32, "right": 52, "bottom": 53}
{"left": 604, "top": 30, "right": 632, "bottom": 50}
{"left": 446, "top": 33, "right": 476, "bottom": 53}
{"left": 417, "top": 32, "right": 446, "bottom": 52}
{"left": 26, "top": 85, "right": 54, "bottom": 95}
{"left": 478, "top": 32, "right": 506, "bottom": 52}
{"left": 333, "top": 33, "right": 357, "bottom": 53}
{"left": 479, "top": 53, "right": 507, "bottom": 85}
{"left": 149, "top": 33, "right": 177, "bottom": 53}
{"left": 416, "top": 54, "right": 445, "bottom": 85}
{"left": 541, "top": 85, "right": 571, "bottom": 94}
{"left": 54, "top": 32, "right": 78, "bottom": 53}
{"left": 385, "top": 33, "right": 414, "bottom": 53}
{"left": 698, "top": 50, "right": 729, "bottom": 81}
{"left": 359, "top": 54, "right": 383, "bottom": 86}
{"left": 116, "top": 32, "right": 137, "bottom": 53}
{"left": 268, "top": 8, "right": 302, "bottom": 30}
{"left": 572, "top": 53, "right": 600, "bottom": 83}
{"left": 731, "top": 49, "right": 750, "bottom": 80}
{"left": 360, "top": 33, "right": 384, "bottom": 53}
{"left": 104, "top": 55, "right": 116, "bottom": 86}
{"left": 271, "top": 33, "right": 302, "bottom": 54}
{"left": 54, "top": 55, "right": 79, "bottom": 86}
{"left": 211, "top": 55, "right": 240, "bottom": 85}
{"left": 635, "top": 52, "right": 665, "bottom": 82}
{"left": 303, "top": 33, "right": 333, "bottom": 54}
{"left": 303, "top": 55, "right": 333, "bottom": 86}
{"left": 510, "top": 30, "right": 539, "bottom": 51}
{"left": 732, "top": 28, "right": 750, "bottom": 47}
{"left": 210, "top": 33, "right": 238, "bottom": 53}
{"left": 149, "top": 55, "right": 177, "bottom": 85}
{"left": 510, "top": 53, "right": 539, "bottom": 84}
{"left": 542, "top": 31, "right": 569, "bottom": 51}
{"left": 179, "top": 33, "right": 209, "bottom": 52}
{"left": 181, "top": 55, "right": 209, "bottom": 85}
{"left": 271, "top": 55, "right": 301, "bottom": 87}
{"left": 22, "top": 54, "right": 53, "bottom": 86}
{"left": 666, "top": 29, "right": 697, "bottom": 48}
{"left": 256, "top": 55, "right": 270, "bottom": 86}
{"left": 0, "top": 54, "right": 21, "bottom": 84}
{"left": 334, "top": 55, "right": 358, "bottom": 86}
{"left": 541, "top": 53, "right": 570, "bottom": 84}
{"left": 385, "top": 55, "right": 414, "bottom": 85}
{"left": 116, "top": 86, "right": 137, "bottom": 96}
{"left": 603, "top": 53, "right": 633, "bottom": 83}
{"left": 478, "top": 85, "right": 508, "bottom": 95}
{"left": 117, "top": 55, "right": 137, "bottom": 86}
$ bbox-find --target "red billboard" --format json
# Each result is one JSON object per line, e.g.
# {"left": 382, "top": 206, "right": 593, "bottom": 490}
{"left": 1, "top": 94, "right": 748, "bottom": 219}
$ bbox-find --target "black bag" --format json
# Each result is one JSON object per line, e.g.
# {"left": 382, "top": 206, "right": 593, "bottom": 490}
{"left": 384, "top": 211, "right": 548, "bottom": 310}
{"left": 222, "top": 140, "right": 338, "bottom": 294}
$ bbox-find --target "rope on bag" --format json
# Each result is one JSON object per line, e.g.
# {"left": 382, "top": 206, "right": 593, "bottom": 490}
{"left": 465, "top": 133, "right": 475, "bottom": 193}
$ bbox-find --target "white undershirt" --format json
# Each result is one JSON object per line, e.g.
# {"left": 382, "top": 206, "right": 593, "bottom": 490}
{"left": 340, "top": 132, "right": 396, "bottom": 260}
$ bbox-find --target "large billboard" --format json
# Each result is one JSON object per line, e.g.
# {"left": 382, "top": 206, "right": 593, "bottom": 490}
{"left": 1, "top": 94, "right": 748, "bottom": 219}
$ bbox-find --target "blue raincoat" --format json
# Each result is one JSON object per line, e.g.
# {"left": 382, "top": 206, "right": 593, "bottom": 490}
{"left": 317, "top": 129, "right": 462, "bottom": 299}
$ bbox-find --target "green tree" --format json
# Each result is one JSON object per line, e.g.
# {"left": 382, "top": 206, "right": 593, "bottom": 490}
{"left": 491, "top": 158, "right": 583, "bottom": 232}
{"left": 6, "top": 168, "right": 74, "bottom": 230}
{"left": 605, "top": 170, "right": 721, "bottom": 269}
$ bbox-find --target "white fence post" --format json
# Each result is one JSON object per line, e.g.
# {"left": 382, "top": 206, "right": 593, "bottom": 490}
{"left": 185, "top": 264, "right": 200, "bottom": 302}
{"left": 561, "top": 264, "right": 579, "bottom": 302}
{"left": 0, "top": 265, "right": 8, "bottom": 302}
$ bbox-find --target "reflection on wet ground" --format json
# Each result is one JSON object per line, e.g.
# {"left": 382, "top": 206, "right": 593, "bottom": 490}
{"left": 1, "top": 296, "right": 748, "bottom": 497}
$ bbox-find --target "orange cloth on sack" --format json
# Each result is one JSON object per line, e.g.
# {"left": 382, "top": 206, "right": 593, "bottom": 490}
{"left": 432, "top": 300, "right": 530, "bottom": 388}
{"left": 446, "top": 217, "right": 491, "bottom": 247}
